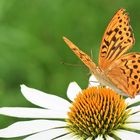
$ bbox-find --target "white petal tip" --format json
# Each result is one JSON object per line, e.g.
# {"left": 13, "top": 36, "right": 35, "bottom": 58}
{"left": 20, "top": 84, "right": 27, "bottom": 89}
{"left": 67, "top": 82, "right": 81, "bottom": 101}
{"left": 69, "top": 81, "right": 79, "bottom": 87}
{"left": 89, "top": 75, "right": 100, "bottom": 87}
{"left": 68, "top": 82, "right": 81, "bottom": 91}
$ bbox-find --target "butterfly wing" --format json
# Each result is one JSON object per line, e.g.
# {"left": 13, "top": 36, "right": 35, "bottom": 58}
{"left": 63, "top": 37, "right": 97, "bottom": 72}
{"left": 107, "top": 53, "right": 140, "bottom": 97}
{"left": 99, "top": 8, "right": 135, "bottom": 70}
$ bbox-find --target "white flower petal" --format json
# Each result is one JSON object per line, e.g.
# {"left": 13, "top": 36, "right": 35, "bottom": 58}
{"left": 67, "top": 82, "right": 81, "bottom": 101}
{"left": 88, "top": 135, "right": 115, "bottom": 140}
{"left": 126, "top": 105, "right": 140, "bottom": 114}
{"left": 0, "top": 120, "right": 66, "bottom": 138}
{"left": 95, "top": 135, "right": 104, "bottom": 140}
{"left": 125, "top": 94, "right": 140, "bottom": 106}
{"left": 21, "top": 84, "right": 71, "bottom": 111}
{"left": 124, "top": 122, "right": 140, "bottom": 130}
{"left": 55, "top": 133, "right": 78, "bottom": 140}
{"left": 88, "top": 75, "right": 100, "bottom": 87}
{"left": 0, "top": 107, "right": 68, "bottom": 119}
{"left": 105, "top": 135, "right": 115, "bottom": 140}
{"left": 114, "top": 129, "right": 140, "bottom": 140}
{"left": 126, "top": 112, "right": 140, "bottom": 123}
{"left": 24, "top": 128, "right": 70, "bottom": 140}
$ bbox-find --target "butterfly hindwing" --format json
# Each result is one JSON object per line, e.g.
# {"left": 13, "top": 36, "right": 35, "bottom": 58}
{"left": 107, "top": 53, "right": 140, "bottom": 97}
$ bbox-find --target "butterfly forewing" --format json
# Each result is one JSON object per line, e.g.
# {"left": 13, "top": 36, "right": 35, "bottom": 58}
{"left": 99, "top": 8, "right": 135, "bottom": 70}
{"left": 63, "top": 37, "right": 97, "bottom": 71}
{"left": 107, "top": 53, "right": 140, "bottom": 97}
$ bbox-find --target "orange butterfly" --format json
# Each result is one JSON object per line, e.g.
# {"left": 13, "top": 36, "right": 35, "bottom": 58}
{"left": 63, "top": 8, "right": 140, "bottom": 98}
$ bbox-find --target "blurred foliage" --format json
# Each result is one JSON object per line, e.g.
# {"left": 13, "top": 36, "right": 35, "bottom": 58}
{"left": 0, "top": 0, "right": 140, "bottom": 139}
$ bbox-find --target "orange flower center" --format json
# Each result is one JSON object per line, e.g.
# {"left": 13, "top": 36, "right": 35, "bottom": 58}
{"left": 67, "top": 87, "right": 130, "bottom": 139}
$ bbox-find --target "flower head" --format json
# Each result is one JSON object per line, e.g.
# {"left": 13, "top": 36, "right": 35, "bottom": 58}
{"left": 67, "top": 87, "right": 129, "bottom": 139}
{"left": 0, "top": 76, "right": 140, "bottom": 140}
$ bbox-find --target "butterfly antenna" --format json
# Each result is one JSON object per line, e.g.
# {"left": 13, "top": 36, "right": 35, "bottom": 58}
{"left": 60, "top": 61, "right": 85, "bottom": 67}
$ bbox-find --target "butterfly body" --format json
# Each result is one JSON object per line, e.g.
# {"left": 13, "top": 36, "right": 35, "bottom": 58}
{"left": 63, "top": 8, "right": 140, "bottom": 98}
{"left": 90, "top": 66, "right": 127, "bottom": 96}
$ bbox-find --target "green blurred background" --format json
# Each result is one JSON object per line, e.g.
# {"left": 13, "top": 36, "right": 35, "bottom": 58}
{"left": 0, "top": 0, "right": 140, "bottom": 139}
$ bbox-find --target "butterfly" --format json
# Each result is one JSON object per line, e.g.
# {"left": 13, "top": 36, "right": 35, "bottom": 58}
{"left": 63, "top": 8, "right": 140, "bottom": 98}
